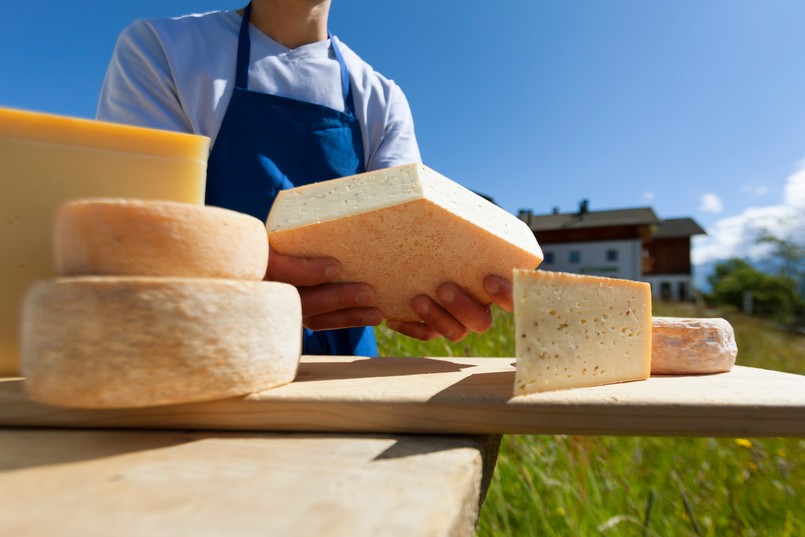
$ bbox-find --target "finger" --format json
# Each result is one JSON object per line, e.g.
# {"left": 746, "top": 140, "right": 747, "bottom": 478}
{"left": 298, "top": 283, "right": 376, "bottom": 317}
{"left": 304, "top": 308, "right": 383, "bottom": 331}
{"left": 483, "top": 275, "right": 514, "bottom": 313}
{"left": 411, "top": 295, "right": 469, "bottom": 342}
{"left": 436, "top": 283, "right": 493, "bottom": 333}
{"left": 266, "top": 247, "right": 340, "bottom": 287}
{"left": 385, "top": 320, "right": 440, "bottom": 341}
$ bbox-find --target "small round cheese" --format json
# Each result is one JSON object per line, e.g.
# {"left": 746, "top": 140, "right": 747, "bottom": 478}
{"left": 21, "top": 277, "right": 302, "bottom": 408}
{"left": 651, "top": 317, "right": 737, "bottom": 375}
{"left": 54, "top": 199, "right": 269, "bottom": 280}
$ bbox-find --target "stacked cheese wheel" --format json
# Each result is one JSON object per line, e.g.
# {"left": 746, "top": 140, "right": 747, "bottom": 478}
{"left": 21, "top": 199, "right": 302, "bottom": 408}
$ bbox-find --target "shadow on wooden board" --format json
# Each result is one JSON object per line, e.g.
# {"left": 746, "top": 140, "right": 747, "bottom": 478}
{"left": 294, "top": 356, "right": 474, "bottom": 382}
{"left": 428, "top": 371, "right": 516, "bottom": 405}
{"left": 0, "top": 429, "right": 198, "bottom": 472}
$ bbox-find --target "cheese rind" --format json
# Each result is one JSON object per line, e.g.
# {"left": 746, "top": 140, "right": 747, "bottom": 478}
{"left": 1, "top": 107, "right": 210, "bottom": 377}
{"left": 21, "top": 278, "right": 302, "bottom": 408}
{"left": 55, "top": 199, "right": 268, "bottom": 280}
{"left": 0, "top": 107, "right": 209, "bottom": 160}
{"left": 651, "top": 317, "right": 737, "bottom": 375}
{"left": 513, "top": 270, "right": 652, "bottom": 395}
{"left": 267, "top": 163, "right": 543, "bottom": 320}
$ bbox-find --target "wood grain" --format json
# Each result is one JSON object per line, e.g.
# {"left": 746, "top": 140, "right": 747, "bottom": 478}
{"left": 0, "top": 429, "right": 493, "bottom": 537}
{"left": 1, "top": 356, "right": 803, "bottom": 437}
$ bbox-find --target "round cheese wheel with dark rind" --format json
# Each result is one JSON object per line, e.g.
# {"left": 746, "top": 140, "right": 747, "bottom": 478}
{"left": 21, "top": 277, "right": 301, "bottom": 408}
{"left": 651, "top": 317, "right": 738, "bottom": 375}
{"left": 54, "top": 199, "right": 268, "bottom": 280}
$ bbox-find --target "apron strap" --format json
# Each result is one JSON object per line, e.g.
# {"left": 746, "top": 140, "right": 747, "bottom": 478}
{"left": 330, "top": 34, "right": 356, "bottom": 114}
{"left": 235, "top": 2, "right": 253, "bottom": 89}
{"left": 235, "top": 2, "right": 355, "bottom": 113}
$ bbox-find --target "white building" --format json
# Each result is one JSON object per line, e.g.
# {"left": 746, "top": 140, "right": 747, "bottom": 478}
{"left": 518, "top": 201, "right": 706, "bottom": 301}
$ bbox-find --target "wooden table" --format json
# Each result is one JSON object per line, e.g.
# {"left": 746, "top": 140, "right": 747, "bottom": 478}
{"left": 2, "top": 356, "right": 804, "bottom": 437}
{"left": 2, "top": 356, "right": 804, "bottom": 536}
{"left": 0, "top": 428, "right": 499, "bottom": 537}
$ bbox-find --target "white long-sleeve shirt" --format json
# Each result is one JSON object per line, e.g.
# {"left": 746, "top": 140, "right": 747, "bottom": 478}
{"left": 97, "top": 9, "right": 421, "bottom": 171}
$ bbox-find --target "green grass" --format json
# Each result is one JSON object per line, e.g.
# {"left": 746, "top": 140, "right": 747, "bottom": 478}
{"left": 374, "top": 302, "right": 805, "bottom": 537}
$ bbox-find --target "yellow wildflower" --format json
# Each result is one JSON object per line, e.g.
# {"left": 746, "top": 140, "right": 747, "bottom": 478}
{"left": 735, "top": 438, "right": 752, "bottom": 448}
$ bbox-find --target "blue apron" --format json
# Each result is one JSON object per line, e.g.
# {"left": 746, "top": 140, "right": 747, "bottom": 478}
{"left": 206, "top": 2, "right": 377, "bottom": 357}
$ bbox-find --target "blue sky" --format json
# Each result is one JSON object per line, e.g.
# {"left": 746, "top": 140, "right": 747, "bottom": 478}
{"left": 2, "top": 1, "right": 804, "bottom": 270}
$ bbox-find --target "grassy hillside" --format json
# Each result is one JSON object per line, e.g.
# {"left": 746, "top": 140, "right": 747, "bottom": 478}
{"left": 375, "top": 301, "right": 805, "bottom": 536}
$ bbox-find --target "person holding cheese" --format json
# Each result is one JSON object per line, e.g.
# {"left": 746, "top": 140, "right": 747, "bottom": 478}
{"left": 97, "top": 0, "right": 513, "bottom": 356}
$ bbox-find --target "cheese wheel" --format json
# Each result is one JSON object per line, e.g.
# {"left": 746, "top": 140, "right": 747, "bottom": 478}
{"left": 55, "top": 199, "right": 269, "bottom": 280}
{"left": 21, "top": 277, "right": 302, "bottom": 408}
{"left": 651, "top": 317, "right": 737, "bottom": 375}
{"left": 267, "top": 163, "right": 543, "bottom": 321}
{"left": 513, "top": 270, "right": 652, "bottom": 395}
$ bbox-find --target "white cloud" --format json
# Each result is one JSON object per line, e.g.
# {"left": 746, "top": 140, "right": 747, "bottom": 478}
{"left": 700, "top": 193, "right": 724, "bottom": 213}
{"left": 740, "top": 185, "right": 769, "bottom": 197}
{"left": 693, "top": 161, "right": 805, "bottom": 266}
{"left": 692, "top": 206, "right": 798, "bottom": 264}
{"left": 785, "top": 163, "right": 805, "bottom": 209}
{"left": 644, "top": 190, "right": 655, "bottom": 201}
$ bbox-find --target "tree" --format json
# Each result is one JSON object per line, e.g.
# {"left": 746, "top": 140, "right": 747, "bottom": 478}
{"left": 707, "top": 258, "right": 804, "bottom": 324}
{"left": 756, "top": 229, "right": 805, "bottom": 283}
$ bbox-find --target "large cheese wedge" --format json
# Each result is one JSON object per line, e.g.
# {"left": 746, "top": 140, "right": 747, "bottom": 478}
{"left": 267, "top": 163, "right": 543, "bottom": 320}
{"left": 21, "top": 278, "right": 301, "bottom": 408}
{"left": 513, "top": 270, "right": 652, "bottom": 395}
{"left": 55, "top": 199, "right": 268, "bottom": 280}
{"left": 0, "top": 107, "right": 210, "bottom": 377}
{"left": 651, "top": 317, "right": 737, "bottom": 375}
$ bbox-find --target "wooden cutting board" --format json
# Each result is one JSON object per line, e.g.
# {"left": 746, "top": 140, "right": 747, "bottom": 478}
{"left": 1, "top": 356, "right": 803, "bottom": 437}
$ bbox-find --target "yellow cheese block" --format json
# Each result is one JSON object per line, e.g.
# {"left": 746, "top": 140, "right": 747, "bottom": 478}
{"left": 55, "top": 199, "right": 268, "bottom": 280}
{"left": 0, "top": 107, "right": 210, "bottom": 376}
{"left": 21, "top": 277, "right": 302, "bottom": 408}
{"left": 267, "top": 163, "right": 543, "bottom": 321}
{"left": 513, "top": 270, "right": 652, "bottom": 395}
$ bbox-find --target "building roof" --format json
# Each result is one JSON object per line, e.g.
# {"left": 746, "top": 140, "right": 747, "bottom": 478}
{"left": 652, "top": 217, "right": 707, "bottom": 238}
{"left": 523, "top": 206, "right": 661, "bottom": 232}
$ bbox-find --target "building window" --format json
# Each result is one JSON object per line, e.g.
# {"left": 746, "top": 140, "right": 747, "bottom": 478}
{"left": 569, "top": 250, "right": 581, "bottom": 264}
{"left": 678, "top": 281, "right": 689, "bottom": 302}
{"left": 606, "top": 249, "right": 618, "bottom": 262}
{"left": 544, "top": 252, "right": 554, "bottom": 264}
{"left": 660, "top": 281, "right": 672, "bottom": 300}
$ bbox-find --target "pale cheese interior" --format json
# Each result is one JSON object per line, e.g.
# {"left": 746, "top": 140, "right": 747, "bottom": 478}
{"left": 513, "top": 270, "right": 652, "bottom": 394}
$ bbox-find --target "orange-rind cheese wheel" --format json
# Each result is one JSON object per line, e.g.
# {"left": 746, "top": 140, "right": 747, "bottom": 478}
{"left": 55, "top": 199, "right": 268, "bottom": 280}
{"left": 651, "top": 317, "right": 737, "bottom": 375}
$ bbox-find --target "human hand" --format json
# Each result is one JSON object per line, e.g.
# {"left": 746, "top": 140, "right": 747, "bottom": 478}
{"left": 266, "top": 248, "right": 383, "bottom": 331}
{"left": 385, "top": 275, "right": 513, "bottom": 341}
